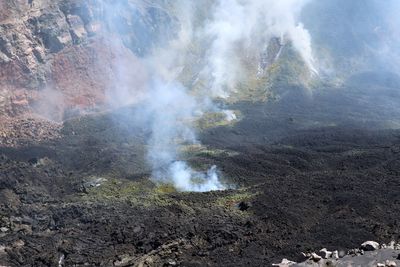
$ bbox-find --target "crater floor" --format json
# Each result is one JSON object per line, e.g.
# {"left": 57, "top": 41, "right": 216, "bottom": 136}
{"left": 1, "top": 81, "right": 400, "bottom": 266}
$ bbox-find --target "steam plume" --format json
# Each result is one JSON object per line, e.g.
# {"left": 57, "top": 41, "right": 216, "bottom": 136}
{"left": 98, "top": 0, "right": 316, "bottom": 191}
{"left": 202, "top": 0, "right": 316, "bottom": 97}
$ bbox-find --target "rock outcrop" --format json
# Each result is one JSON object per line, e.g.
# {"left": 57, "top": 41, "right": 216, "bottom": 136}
{"left": 0, "top": 0, "right": 176, "bottom": 119}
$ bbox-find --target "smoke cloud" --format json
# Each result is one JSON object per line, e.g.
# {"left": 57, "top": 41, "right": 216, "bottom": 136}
{"left": 95, "top": 0, "right": 227, "bottom": 191}
{"left": 143, "top": 79, "right": 222, "bottom": 192}
{"left": 202, "top": 0, "right": 316, "bottom": 97}
{"left": 302, "top": 0, "right": 400, "bottom": 77}
{"left": 97, "top": 0, "right": 316, "bottom": 191}
{"left": 138, "top": 2, "right": 228, "bottom": 192}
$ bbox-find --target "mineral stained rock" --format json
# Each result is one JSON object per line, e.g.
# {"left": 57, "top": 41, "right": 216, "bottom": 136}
{"left": 0, "top": 0, "right": 175, "bottom": 119}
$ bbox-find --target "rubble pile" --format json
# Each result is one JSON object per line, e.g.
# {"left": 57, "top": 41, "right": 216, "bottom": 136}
{"left": 0, "top": 116, "right": 61, "bottom": 147}
{"left": 273, "top": 241, "right": 400, "bottom": 267}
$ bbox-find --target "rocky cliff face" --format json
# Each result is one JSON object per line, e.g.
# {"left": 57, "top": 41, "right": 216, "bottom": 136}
{"left": 0, "top": 0, "right": 176, "bottom": 119}
{"left": 0, "top": 0, "right": 312, "bottom": 120}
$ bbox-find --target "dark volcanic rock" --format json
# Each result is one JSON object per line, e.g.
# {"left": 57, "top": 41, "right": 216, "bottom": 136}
{"left": 1, "top": 88, "right": 400, "bottom": 266}
{"left": 361, "top": 241, "right": 380, "bottom": 251}
{"left": 237, "top": 201, "right": 251, "bottom": 211}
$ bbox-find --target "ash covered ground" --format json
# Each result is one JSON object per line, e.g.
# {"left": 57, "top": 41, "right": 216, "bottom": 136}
{"left": 1, "top": 72, "right": 400, "bottom": 266}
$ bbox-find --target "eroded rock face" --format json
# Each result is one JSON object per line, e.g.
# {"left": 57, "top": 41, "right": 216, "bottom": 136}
{"left": 0, "top": 0, "right": 176, "bottom": 119}
{"left": 0, "top": 0, "right": 89, "bottom": 117}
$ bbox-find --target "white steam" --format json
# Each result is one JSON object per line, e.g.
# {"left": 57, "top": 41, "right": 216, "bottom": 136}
{"left": 371, "top": 0, "right": 400, "bottom": 72}
{"left": 144, "top": 80, "right": 225, "bottom": 192}
{"left": 139, "top": 2, "right": 227, "bottom": 192}
{"left": 203, "top": 0, "right": 316, "bottom": 97}
{"left": 169, "top": 162, "right": 225, "bottom": 192}
{"left": 99, "top": 0, "right": 316, "bottom": 191}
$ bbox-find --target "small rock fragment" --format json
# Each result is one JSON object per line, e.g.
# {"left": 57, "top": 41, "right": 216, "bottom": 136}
{"left": 319, "top": 248, "right": 333, "bottom": 259}
{"left": 386, "top": 260, "right": 397, "bottom": 267}
{"left": 339, "top": 250, "right": 346, "bottom": 258}
{"left": 272, "top": 258, "right": 297, "bottom": 266}
{"left": 167, "top": 259, "right": 177, "bottom": 266}
{"left": 348, "top": 248, "right": 364, "bottom": 256}
{"left": 377, "top": 263, "right": 385, "bottom": 267}
{"left": 301, "top": 252, "right": 310, "bottom": 259}
{"left": 13, "top": 240, "right": 25, "bottom": 248}
{"left": 133, "top": 226, "right": 142, "bottom": 234}
{"left": 311, "top": 252, "right": 322, "bottom": 262}
{"left": 361, "top": 241, "right": 380, "bottom": 251}
{"left": 58, "top": 254, "right": 65, "bottom": 267}
{"left": 332, "top": 250, "right": 339, "bottom": 260}
{"left": 114, "top": 255, "right": 135, "bottom": 267}
{"left": 237, "top": 201, "right": 251, "bottom": 211}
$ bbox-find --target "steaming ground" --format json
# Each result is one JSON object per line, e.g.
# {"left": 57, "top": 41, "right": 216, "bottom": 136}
{"left": 1, "top": 71, "right": 400, "bottom": 266}
{"left": 140, "top": 80, "right": 227, "bottom": 192}
{"left": 93, "top": 0, "right": 317, "bottom": 192}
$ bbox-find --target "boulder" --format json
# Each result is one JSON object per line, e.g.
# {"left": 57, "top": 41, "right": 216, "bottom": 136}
{"left": 388, "top": 241, "right": 396, "bottom": 249}
{"left": 67, "top": 15, "right": 87, "bottom": 42}
{"left": 361, "top": 241, "right": 380, "bottom": 251}
{"left": 319, "top": 248, "right": 333, "bottom": 259}
{"left": 386, "top": 260, "right": 397, "bottom": 267}
{"left": 332, "top": 250, "right": 339, "bottom": 260}
{"left": 311, "top": 253, "right": 322, "bottom": 262}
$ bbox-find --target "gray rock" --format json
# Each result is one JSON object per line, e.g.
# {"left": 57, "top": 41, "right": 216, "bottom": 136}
{"left": 67, "top": 15, "right": 87, "bottom": 42}
{"left": 311, "top": 252, "right": 322, "bottom": 262}
{"left": 319, "top": 248, "right": 333, "bottom": 259}
{"left": 114, "top": 255, "right": 135, "bottom": 266}
{"left": 33, "top": 46, "right": 46, "bottom": 63}
{"left": 272, "top": 258, "right": 297, "bottom": 266}
{"left": 339, "top": 250, "right": 346, "bottom": 258}
{"left": 0, "top": 51, "right": 10, "bottom": 63}
{"left": 58, "top": 254, "right": 65, "bottom": 267}
{"left": 388, "top": 241, "right": 396, "bottom": 250}
{"left": 361, "top": 241, "right": 380, "bottom": 251}
{"left": 133, "top": 226, "right": 142, "bottom": 234}
{"left": 167, "top": 259, "right": 177, "bottom": 266}
{"left": 348, "top": 248, "right": 364, "bottom": 256}
{"left": 332, "top": 250, "right": 339, "bottom": 259}
{"left": 81, "top": 177, "right": 108, "bottom": 192}
{"left": 386, "top": 260, "right": 397, "bottom": 267}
